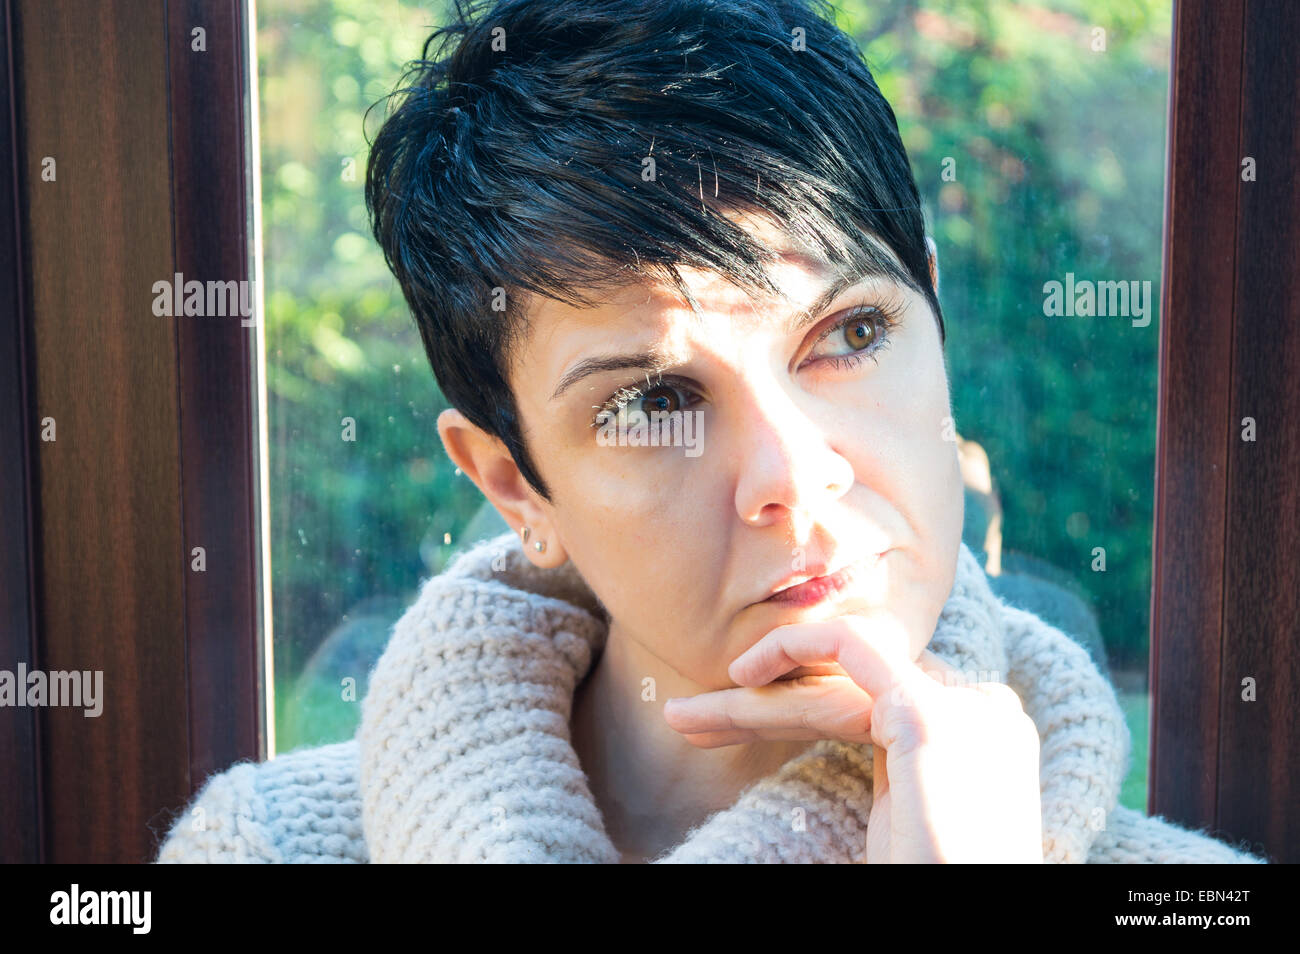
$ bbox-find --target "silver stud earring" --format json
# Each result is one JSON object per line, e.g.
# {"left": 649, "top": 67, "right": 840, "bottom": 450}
{"left": 521, "top": 525, "right": 531, "bottom": 545}
{"left": 534, "top": 539, "right": 546, "bottom": 553}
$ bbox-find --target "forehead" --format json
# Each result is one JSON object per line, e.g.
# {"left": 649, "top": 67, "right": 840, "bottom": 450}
{"left": 522, "top": 215, "right": 838, "bottom": 331}
{"left": 506, "top": 211, "right": 906, "bottom": 382}
{"left": 511, "top": 255, "right": 823, "bottom": 390}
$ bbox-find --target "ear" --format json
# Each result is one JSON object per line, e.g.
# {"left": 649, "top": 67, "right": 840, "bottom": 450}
{"left": 925, "top": 235, "right": 940, "bottom": 297}
{"left": 436, "top": 407, "right": 567, "bottom": 567}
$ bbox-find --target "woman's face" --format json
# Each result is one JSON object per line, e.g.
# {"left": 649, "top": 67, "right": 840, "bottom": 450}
{"left": 472, "top": 212, "right": 964, "bottom": 690}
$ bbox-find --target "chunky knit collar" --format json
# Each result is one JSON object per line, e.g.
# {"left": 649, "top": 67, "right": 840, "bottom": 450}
{"left": 356, "top": 530, "right": 1130, "bottom": 863}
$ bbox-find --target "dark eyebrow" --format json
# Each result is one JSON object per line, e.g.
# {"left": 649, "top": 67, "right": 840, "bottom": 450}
{"left": 551, "top": 347, "right": 677, "bottom": 402}
{"left": 783, "top": 269, "right": 874, "bottom": 335}
{"left": 550, "top": 266, "right": 888, "bottom": 403}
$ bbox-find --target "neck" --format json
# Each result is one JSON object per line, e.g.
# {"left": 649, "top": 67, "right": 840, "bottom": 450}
{"left": 570, "top": 619, "right": 814, "bottom": 862}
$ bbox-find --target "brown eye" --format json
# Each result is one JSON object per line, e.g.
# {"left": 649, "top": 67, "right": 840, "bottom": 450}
{"left": 843, "top": 316, "right": 877, "bottom": 350}
{"left": 591, "top": 374, "right": 701, "bottom": 430}
{"left": 641, "top": 383, "right": 680, "bottom": 413}
{"left": 802, "top": 298, "right": 900, "bottom": 370}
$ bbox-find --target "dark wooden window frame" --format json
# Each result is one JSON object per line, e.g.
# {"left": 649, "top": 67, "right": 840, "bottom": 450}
{"left": 1, "top": 0, "right": 265, "bottom": 863}
{"left": 1, "top": 0, "right": 1295, "bottom": 863}
{"left": 1150, "top": 0, "right": 1297, "bottom": 859}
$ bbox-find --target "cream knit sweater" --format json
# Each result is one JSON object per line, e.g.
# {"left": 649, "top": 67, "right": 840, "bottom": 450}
{"left": 154, "top": 531, "right": 1269, "bottom": 863}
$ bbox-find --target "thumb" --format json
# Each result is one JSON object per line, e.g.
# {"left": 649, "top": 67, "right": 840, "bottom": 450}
{"left": 866, "top": 743, "right": 891, "bottom": 863}
{"left": 872, "top": 743, "right": 889, "bottom": 804}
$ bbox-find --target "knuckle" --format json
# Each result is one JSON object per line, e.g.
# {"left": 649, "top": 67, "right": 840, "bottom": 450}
{"left": 878, "top": 691, "right": 933, "bottom": 749}
{"left": 842, "top": 710, "right": 873, "bottom": 740}
{"left": 716, "top": 699, "right": 738, "bottom": 730}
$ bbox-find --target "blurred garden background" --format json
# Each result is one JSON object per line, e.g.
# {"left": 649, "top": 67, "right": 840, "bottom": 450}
{"left": 256, "top": 0, "right": 1169, "bottom": 814}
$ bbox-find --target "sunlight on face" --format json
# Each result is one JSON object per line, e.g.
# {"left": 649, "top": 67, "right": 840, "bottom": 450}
{"left": 508, "top": 212, "right": 965, "bottom": 690}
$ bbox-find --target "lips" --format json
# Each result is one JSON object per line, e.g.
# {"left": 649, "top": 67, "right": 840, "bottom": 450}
{"left": 762, "top": 551, "right": 886, "bottom": 608}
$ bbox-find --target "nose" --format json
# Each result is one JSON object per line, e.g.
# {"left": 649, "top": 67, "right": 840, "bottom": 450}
{"left": 734, "top": 390, "right": 855, "bottom": 530}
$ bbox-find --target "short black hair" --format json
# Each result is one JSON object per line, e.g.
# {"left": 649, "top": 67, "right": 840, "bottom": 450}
{"left": 365, "top": 0, "right": 943, "bottom": 501}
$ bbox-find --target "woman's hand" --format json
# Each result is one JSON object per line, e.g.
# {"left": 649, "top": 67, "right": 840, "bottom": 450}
{"left": 661, "top": 614, "right": 1044, "bottom": 863}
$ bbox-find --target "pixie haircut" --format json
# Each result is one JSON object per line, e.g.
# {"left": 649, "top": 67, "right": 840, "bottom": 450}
{"left": 365, "top": 0, "right": 944, "bottom": 501}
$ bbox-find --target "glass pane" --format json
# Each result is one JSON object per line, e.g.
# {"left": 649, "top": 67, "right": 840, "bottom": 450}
{"left": 256, "top": 0, "right": 1170, "bottom": 816}
{"left": 256, "top": 0, "right": 496, "bottom": 754}
{"left": 846, "top": 0, "right": 1170, "bottom": 812}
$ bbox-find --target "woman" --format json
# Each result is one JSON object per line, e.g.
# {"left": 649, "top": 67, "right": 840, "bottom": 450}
{"left": 155, "top": 0, "right": 1267, "bottom": 863}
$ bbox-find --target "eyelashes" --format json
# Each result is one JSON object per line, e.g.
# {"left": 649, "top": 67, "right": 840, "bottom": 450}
{"left": 590, "top": 371, "right": 699, "bottom": 428}
{"left": 588, "top": 293, "right": 905, "bottom": 429}
{"left": 802, "top": 292, "right": 905, "bottom": 370}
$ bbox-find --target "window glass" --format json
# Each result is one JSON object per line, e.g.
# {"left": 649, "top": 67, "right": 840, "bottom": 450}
{"left": 257, "top": 0, "right": 1170, "bottom": 813}
{"left": 257, "top": 0, "right": 496, "bottom": 753}
{"left": 857, "top": 0, "right": 1171, "bottom": 811}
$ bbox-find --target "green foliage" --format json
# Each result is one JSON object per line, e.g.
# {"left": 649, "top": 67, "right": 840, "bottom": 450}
{"left": 838, "top": 0, "right": 1170, "bottom": 671}
{"left": 258, "top": 0, "right": 1170, "bottom": 755}
{"left": 258, "top": 0, "right": 485, "bottom": 751}
{"left": 1117, "top": 686, "right": 1151, "bottom": 812}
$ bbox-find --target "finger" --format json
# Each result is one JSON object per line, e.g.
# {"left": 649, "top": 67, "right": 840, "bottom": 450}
{"left": 971, "top": 681, "right": 1026, "bottom": 712}
{"left": 662, "top": 677, "right": 872, "bottom": 741}
{"left": 737, "top": 629, "right": 955, "bottom": 690}
{"left": 678, "top": 729, "right": 759, "bottom": 747}
{"left": 729, "top": 614, "right": 930, "bottom": 704}
{"left": 866, "top": 743, "right": 890, "bottom": 863}
{"left": 917, "top": 648, "right": 963, "bottom": 685}
{"left": 773, "top": 662, "right": 851, "bottom": 682}
{"left": 676, "top": 726, "right": 824, "bottom": 748}
{"left": 916, "top": 650, "right": 1010, "bottom": 693}
{"left": 872, "top": 743, "right": 888, "bottom": 801}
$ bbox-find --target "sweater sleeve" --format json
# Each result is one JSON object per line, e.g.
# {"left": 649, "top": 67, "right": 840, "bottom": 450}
{"left": 153, "top": 741, "right": 368, "bottom": 864}
{"left": 1087, "top": 805, "right": 1269, "bottom": 863}
{"left": 154, "top": 760, "right": 284, "bottom": 863}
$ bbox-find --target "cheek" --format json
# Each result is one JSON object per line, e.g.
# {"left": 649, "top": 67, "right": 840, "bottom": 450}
{"left": 554, "top": 453, "right": 732, "bottom": 676}
{"left": 898, "top": 378, "right": 965, "bottom": 657}
{"left": 849, "top": 346, "right": 959, "bottom": 525}
{"left": 848, "top": 352, "right": 963, "bottom": 650}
